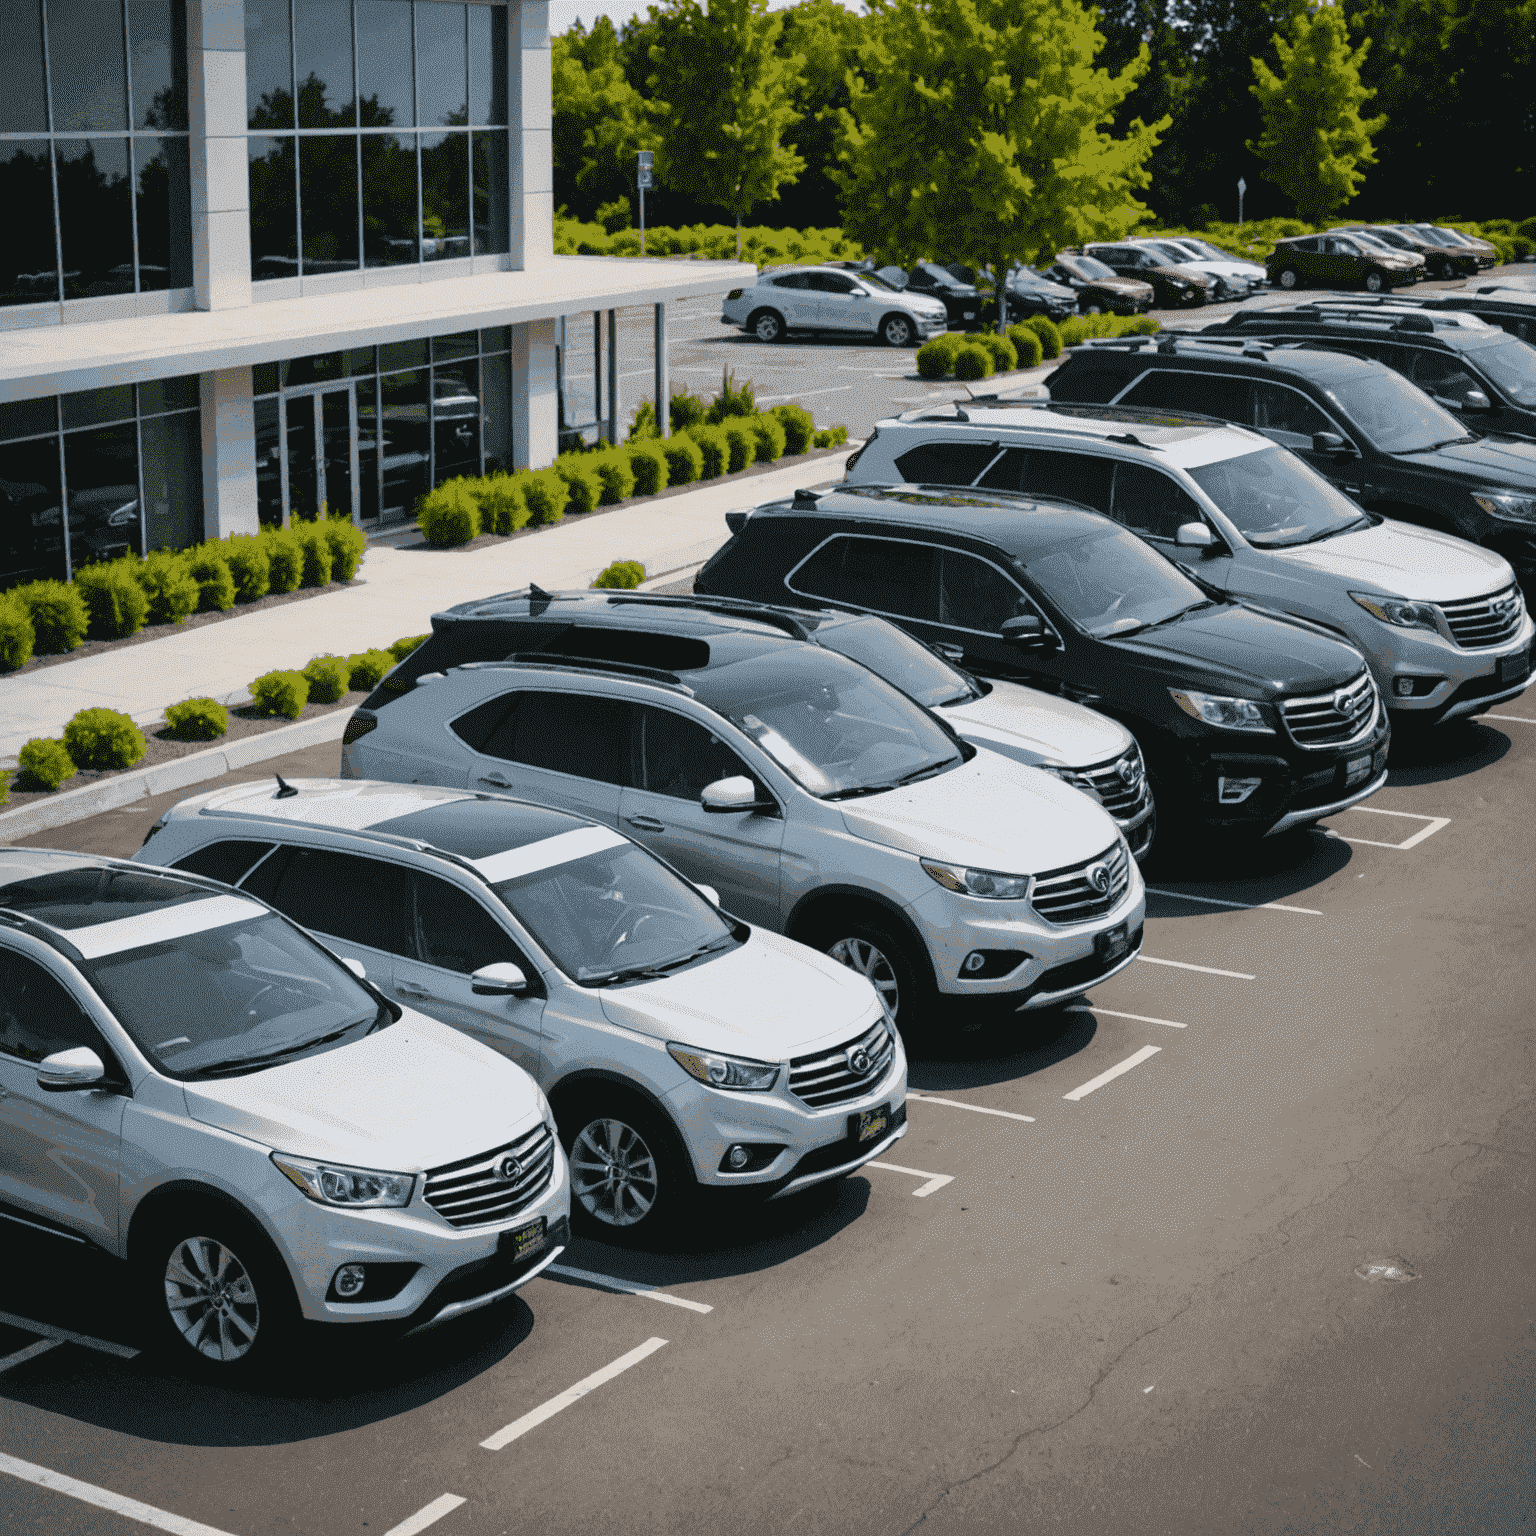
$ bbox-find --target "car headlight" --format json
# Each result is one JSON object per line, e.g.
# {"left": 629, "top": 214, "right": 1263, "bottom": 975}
{"left": 272, "top": 1152, "right": 416, "bottom": 1208}
{"left": 1168, "top": 688, "right": 1274, "bottom": 734}
{"left": 667, "top": 1043, "right": 779, "bottom": 1092}
{"left": 1473, "top": 491, "right": 1536, "bottom": 524}
{"left": 920, "top": 859, "right": 1033, "bottom": 900}
{"left": 1350, "top": 592, "right": 1440, "bottom": 630}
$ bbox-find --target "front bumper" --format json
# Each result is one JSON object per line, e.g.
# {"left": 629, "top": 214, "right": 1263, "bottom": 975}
{"left": 1266, "top": 767, "right": 1389, "bottom": 836}
{"left": 1355, "top": 615, "right": 1533, "bottom": 718}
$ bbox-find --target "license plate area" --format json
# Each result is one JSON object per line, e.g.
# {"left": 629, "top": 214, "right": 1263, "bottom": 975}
{"left": 850, "top": 1105, "right": 890, "bottom": 1144}
{"left": 499, "top": 1217, "right": 546, "bottom": 1262}
{"left": 1344, "top": 753, "right": 1372, "bottom": 787}
{"left": 1499, "top": 649, "right": 1529, "bottom": 685}
{"left": 1095, "top": 922, "right": 1130, "bottom": 964}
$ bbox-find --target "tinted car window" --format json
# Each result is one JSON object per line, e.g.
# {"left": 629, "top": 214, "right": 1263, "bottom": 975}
{"left": 771, "top": 273, "right": 809, "bottom": 289}
{"left": 839, "top": 537, "right": 940, "bottom": 622}
{"left": 171, "top": 840, "right": 277, "bottom": 888}
{"left": 1251, "top": 382, "right": 1333, "bottom": 445}
{"left": 938, "top": 549, "right": 1035, "bottom": 632}
{"left": 815, "top": 616, "right": 976, "bottom": 708}
{"left": 0, "top": 948, "right": 116, "bottom": 1068}
{"left": 639, "top": 706, "right": 756, "bottom": 801}
{"left": 1187, "top": 446, "right": 1367, "bottom": 546}
{"left": 975, "top": 446, "right": 1113, "bottom": 510}
{"left": 1110, "top": 462, "right": 1206, "bottom": 540}
{"left": 481, "top": 692, "right": 633, "bottom": 785}
{"left": 408, "top": 872, "right": 522, "bottom": 975}
{"left": 1023, "top": 526, "right": 1209, "bottom": 637}
{"left": 451, "top": 693, "right": 513, "bottom": 752}
{"left": 252, "top": 847, "right": 411, "bottom": 953}
{"left": 1119, "top": 369, "right": 1252, "bottom": 424}
{"left": 1324, "top": 371, "right": 1468, "bottom": 454}
{"left": 893, "top": 441, "right": 1001, "bottom": 486}
{"left": 1473, "top": 339, "right": 1536, "bottom": 406}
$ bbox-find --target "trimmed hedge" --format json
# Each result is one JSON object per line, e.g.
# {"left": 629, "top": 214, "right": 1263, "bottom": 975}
{"left": 772, "top": 402, "right": 815, "bottom": 455}
{"left": 954, "top": 344, "right": 995, "bottom": 380}
{"left": 225, "top": 535, "right": 272, "bottom": 603}
{"left": 1007, "top": 325, "right": 1044, "bottom": 368}
{"left": 186, "top": 545, "right": 236, "bottom": 612}
{"left": 13, "top": 580, "right": 89, "bottom": 653}
{"left": 165, "top": 697, "right": 230, "bottom": 740}
{"left": 661, "top": 434, "right": 704, "bottom": 486}
{"left": 302, "top": 654, "right": 350, "bottom": 703}
{"left": 590, "top": 448, "right": 637, "bottom": 505}
{"left": 74, "top": 560, "right": 149, "bottom": 639}
{"left": 17, "top": 738, "right": 74, "bottom": 793}
{"left": 263, "top": 527, "right": 304, "bottom": 592}
{"left": 389, "top": 634, "right": 429, "bottom": 662}
{"left": 687, "top": 424, "right": 729, "bottom": 479}
{"left": 521, "top": 468, "right": 570, "bottom": 525}
{"left": 136, "top": 549, "right": 199, "bottom": 626}
{"left": 250, "top": 669, "right": 309, "bottom": 719}
{"left": 555, "top": 457, "right": 604, "bottom": 515}
{"left": 346, "top": 648, "right": 394, "bottom": 690}
{"left": 0, "top": 594, "right": 36, "bottom": 671}
{"left": 63, "top": 708, "right": 145, "bottom": 770}
{"left": 628, "top": 441, "right": 669, "bottom": 497}
{"left": 591, "top": 559, "right": 646, "bottom": 589}
{"left": 475, "top": 473, "right": 531, "bottom": 535}
{"left": 976, "top": 332, "right": 1018, "bottom": 372}
{"left": 1024, "top": 315, "right": 1063, "bottom": 359}
{"left": 321, "top": 515, "right": 366, "bottom": 581}
{"left": 721, "top": 419, "right": 758, "bottom": 473}
{"left": 748, "top": 413, "right": 788, "bottom": 464}
{"left": 813, "top": 425, "right": 850, "bottom": 448}
{"left": 418, "top": 478, "right": 482, "bottom": 545}
{"left": 0, "top": 770, "right": 7, "bottom": 807}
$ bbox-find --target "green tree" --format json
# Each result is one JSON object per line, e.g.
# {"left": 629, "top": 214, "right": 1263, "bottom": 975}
{"left": 774, "top": 0, "right": 866, "bottom": 227}
{"left": 643, "top": 0, "right": 806, "bottom": 256}
{"left": 1249, "top": 4, "right": 1386, "bottom": 223}
{"left": 553, "top": 18, "right": 649, "bottom": 222}
{"left": 834, "top": 0, "right": 1165, "bottom": 330}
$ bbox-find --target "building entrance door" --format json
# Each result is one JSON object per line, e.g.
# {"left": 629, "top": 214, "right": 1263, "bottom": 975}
{"left": 276, "top": 385, "right": 360, "bottom": 524}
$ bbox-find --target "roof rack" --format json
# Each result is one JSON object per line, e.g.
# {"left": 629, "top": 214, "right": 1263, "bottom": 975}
{"left": 606, "top": 591, "right": 814, "bottom": 641}
{"left": 496, "top": 652, "right": 696, "bottom": 693}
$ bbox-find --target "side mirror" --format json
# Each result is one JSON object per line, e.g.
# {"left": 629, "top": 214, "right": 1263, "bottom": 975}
{"left": 341, "top": 957, "right": 367, "bottom": 980}
{"left": 471, "top": 962, "right": 529, "bottom": 997}
{"left": 696, "top": 884, "right": 721, "bottom": 907}
{"left": 1000, "top": 614, "right": 1055, "bottom": 650}
{"left": 1175, "top": 522, "right": 1215, "bottom": 549}
{"left": 37, "top": 1047, "right": 106, "bottom": 1092}
{"left": 932, "top": 642, "right": 966, "bottom": 663}
{"left": 1459, "top": 389, "right": 1493, "bottom": 412}
{"left": 701, "top": 775, "right": 770, "bottom": 814}
{"left": 1311, "top": 431, "right": 1356, "bottom": 456}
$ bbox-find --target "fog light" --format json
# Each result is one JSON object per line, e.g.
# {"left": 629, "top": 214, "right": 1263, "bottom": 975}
{"left": 726, "top": 1144, "right": 750, "bottom": 1171}
{"left": 333, "top": 1263, "right": 366, "bottom": 1299}
{"left": 962, "top": 950, "right": 988, "bottom": 973}
{"left": 1394, "top": 676, "right": 1415, "bottom": 697}
{"left": 1217, "top": 775, "right": 1263, "bottom": 805}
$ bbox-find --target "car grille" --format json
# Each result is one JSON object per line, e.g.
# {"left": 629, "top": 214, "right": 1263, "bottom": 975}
{"left": 1438, "top": 585, "right": 1525, "bottom": 649}
{"left": 1279, "top": 672, "right": 1378, "bottom": 749}
{"left": 424, "top": 1122, "right": 556, "bottom": 1229}
{"left": 789, "top": 1019, "right": 896, "bottom": 1109}
{"left": 1057, "top": 747, "right": 1152, "bottom": 825}
{"left": 1031, "top": 840, "right": 1132, "bottom": 925}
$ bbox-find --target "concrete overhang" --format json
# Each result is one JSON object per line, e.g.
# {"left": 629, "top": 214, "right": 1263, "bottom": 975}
{"left": 0, "top": 255, "right": 757, "bottom": 403}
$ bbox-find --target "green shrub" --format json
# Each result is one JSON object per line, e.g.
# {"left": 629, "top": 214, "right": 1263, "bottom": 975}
{"left": 687, "top": 424, "right": 730, "bottom": 478}
{"left": 322, "top": 515, "right": 366, "bottom": 581}
{"left": 63, "top": 707, "right": 146, "bottom": 770}
{"left": 721, "top": 418, "right": 758, "bottom": 473}
{"left": 135, "top": 549, "right": 200, "bottom": 625}
{"left": 627, "top": 440, "right": 669, "bottom": 497}
{"left": 520, "top": 468, "right": 571, "bottom": 525}
{"left": 388, "top": 633, "right": 429, "bottom": 662}
{"left": 293, "top": 520, "right": 334, "bottom": 587}
{"left": 346, "top": 648, "right": 394, "bottom": 690}
{"left": 0, "top": 769, "right": 7, "bottom": 807}
{"left": 747, "top": 412, "right": 788, "bottom": 463}
{"left": 1517, "top": 216, "right": 1536, "bottom": 241}
{"left": 164, "top": 697, "right": 229, "bottom": 741}
{"left": 74, "top": 559, "right": 149, "bottom": 638}
{"left": 915, "top": 339, "right": 953, "bottom": 379}
{"left": 813, "top": 425, "right": 850, "bottom": 448}
{"left": 250, "top": 669, "right": 309, "bottom": 719}
{"left": 1024, "top": 314, "right": 1063, "bottom": 358}
{"left": 185, "top": 545, "right": 236, "bottom": 612}
{"left": 706, "top": 369, "right": 756, "bottom": 423}
{"left": 1121, "top": 314, "right": 1160, "bottom": 336}
{"left": 626, "top": 400, "right": 660, "bottom": 441}
{"left": 590, "top": 559, "right": 646, "bottom": 589}
{"left": 475, "top": 473, "right": 530, "bottom": 535}
{"left": 262, "top": 526, "right": 304, "bottom": 592}
{"left": 1007, "top": 326, "right": 1044, "bottom": 368}
{"left": 669, "top": 389, "right": 709, "bottom": 432}
{"left": 302, "top": 653, "right": 350, "bottom": 703}
{"left": 772, "top": 402, "right": 816, "bottom": 455}
{"left": 12, "top": 580, "right": 88, "bottom": 653}
{"left": 1059, "top": 315, "right": 1090, "bottom": 349}
{"left": 555, "top": 455, "right": 603, "bottom": 514}
{"left": 977, "top": 332, "right": 1018, "bottom": 372}
{"left": 0, "top": 594, "right": 36, "bottom": 671}
{"left": 590, "top": 448, "right": 637, "bottom": 504}
{"left": 17, "top": 738, "right": 75, "bottom": 793}
{"left": 224, "top": 534, "right": 272, "bottom": 603}
{"left": 954, "top": 344, "right": 995, "bottom": 380}
{"left": 416, "top": 479, "right": 480, "bottom": 546}
{"left": 1509, "top": 235, "right": 1534, "bottom": 260}
{"left": 661, "top": 434, "right": 704, "bottom": 485}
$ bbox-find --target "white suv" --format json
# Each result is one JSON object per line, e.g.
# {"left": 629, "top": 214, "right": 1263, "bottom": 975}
{"left": 722, "top": 265, "right": 948, "bottom": 347}
{"left": 137, "top": 779, "right": 908, "bottom": 1244}
{"left": 0, "top": 849, "right": 569, "bottom": 1380}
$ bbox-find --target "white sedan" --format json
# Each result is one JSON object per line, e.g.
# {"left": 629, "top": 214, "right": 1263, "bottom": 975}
{"left": 722, "top": 265, "right": 948, "bottom": 347}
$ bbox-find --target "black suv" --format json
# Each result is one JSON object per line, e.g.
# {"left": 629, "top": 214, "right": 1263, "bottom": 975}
{"left": 1389, "top": 286, "right": 1536, "bottom": 345}
{"left": 696, "top": 484, "right": 1390, "bottom": 842}
{"left": 1202, "top": 302, "right": 1536, "bottom": 441}
{"left": 1045, "top": 335, "right": 1536, "bottom": 583}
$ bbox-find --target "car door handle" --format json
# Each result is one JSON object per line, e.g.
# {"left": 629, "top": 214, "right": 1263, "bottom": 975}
{"left": 478, "top": 772, "right": 514, "bottom": 789}
{"left": 624, "top": 814, "right": 667, "bottom": 834}
{"left": 397, "top": 979, "right": 433, "bottom": 1000}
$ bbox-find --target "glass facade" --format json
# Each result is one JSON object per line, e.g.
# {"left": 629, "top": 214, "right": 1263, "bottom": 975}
{"left": 246, "top": 0, "right": 509, "bottom": 281}
{"left": 0, "top": 378, "right": 202, "bottom": 588}
{"left": 252, "top": 327, "right": 511, "bottom": 525}
{"left": 0, "top": 0, "right": 193, "bottom": 308}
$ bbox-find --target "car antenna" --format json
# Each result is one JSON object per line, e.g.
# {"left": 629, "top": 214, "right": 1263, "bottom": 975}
{"left": 273, "top": 774, "right": 298, "bottom": 799}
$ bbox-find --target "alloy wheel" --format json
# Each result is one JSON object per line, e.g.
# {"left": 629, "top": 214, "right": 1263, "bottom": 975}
{"left": 571, "top": 1117, "right": 660, "bottom": 1227}
{"left": 1365, "top": 271, "right": 1385, "bottom": 293}
{"left": 884, "top": 315, "right": 914, "bottom": 347}
{"left": 753, "top": 312, "right": 782, "bottom": 343}
{"left": 827, "top": 937, "right": 901, "bottom": 1022}
{"left": 163, "top": 1236, "right": 261, "bottom": 1363}
{"left": 1278, "top": 268, "right": 1298, "bottom": 289}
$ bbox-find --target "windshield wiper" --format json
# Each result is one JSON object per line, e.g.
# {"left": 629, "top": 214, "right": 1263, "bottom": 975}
{"left": 1403, "top": 436, "right": 1477, "bottom": 452}
{"left": 1296, "top": 517, "right": 1371, "bottom": 545}
{"left": 824, "top": 759, "right": 957, "bottom": 799}
{"left": 589, "top": 935, "right": 736, "bottom": 986}
{"left": 186, "top": 1018, "right": 373, "bottom": 1078}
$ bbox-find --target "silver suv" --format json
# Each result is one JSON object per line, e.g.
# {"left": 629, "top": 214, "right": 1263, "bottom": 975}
{"left": 0, "top": 849, "right": 569, "bottom": 1380}
{"left": 340, "top": 617, "right": 1147, "bottom": 1035}
{"left": 137, "top": 779, "right": 907, "bottom": 1244}
{"left": 721, "top": 265, "right": 948, "bottom": 347}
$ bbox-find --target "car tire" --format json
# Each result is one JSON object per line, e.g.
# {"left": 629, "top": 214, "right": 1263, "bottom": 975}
{"left": 135, "top": 1202, "right": 299, "bottom": 1381}
{"left": 1082, "top": 301, "right": 1104, "bottom": 315}
{"left": 1276, "top": 266, "right": 1301, "bottom": 290}
{"left": 880, "top": 313, "right": 916, "bottom": 348}
{"left": 1364, "top": 269, "right": 1386, "bottom": 293}
{"left": 808, "top": 910, "right": 936, "bottom": 1049}
{"left": 747, "top": 308, "right": 785, "bottom": 343}
{"left": 559, "top": 1091, "right": 693, "bottom": 1247}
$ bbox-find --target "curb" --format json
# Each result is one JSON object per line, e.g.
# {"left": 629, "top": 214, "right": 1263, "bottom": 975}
{"left": 0, "top": 711, "right": 351, "bottom": 842}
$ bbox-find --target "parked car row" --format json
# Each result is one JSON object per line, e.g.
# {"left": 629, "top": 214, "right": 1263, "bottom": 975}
{"left": 1269, "top": 224, "right": 1502, "bottom": 292}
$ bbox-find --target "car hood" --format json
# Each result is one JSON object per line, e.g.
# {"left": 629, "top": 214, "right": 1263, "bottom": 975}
{"left": 941, "top": 679, "right": 1132, "bottom": 768}
{"left": 182, "top": 1010, "right": 544, "bottom": 1169}
{"left": 894, "top": 291, "right": 948, "bottom": 315}
{"left": 837, "top": 749, "right": 1123, "bottom": 872}
{"left": 598, "top": 928, "right": 885, "bottom": 1060}
{"left": 1372, "top": 252, "right": 1421, "bottom": 269}
{"left": 1010, "top": 276, "right": 1076, "bottom": 302}
{"left": 1081, "top": 276, "right": 1155, "bottom": 299}
{"left": 1402, "top": 432, "right": 1536, "bottom": 486}
{"left": 1149, "top": 265, "right": 1209, "bottom": 287}
{"left": 1274, "top": 518, "right": 1514, "bottom": 599}
{"left": 1183, "top": 260, "right": 1260, "bottom": 280}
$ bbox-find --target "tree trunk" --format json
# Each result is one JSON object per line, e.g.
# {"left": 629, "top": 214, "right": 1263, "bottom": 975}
{"left": 736, "top": 214, "right": 742, "bottom": 261}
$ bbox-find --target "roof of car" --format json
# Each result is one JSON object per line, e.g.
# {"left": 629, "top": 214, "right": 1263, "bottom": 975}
{"left": 1211, "top": 302, "right": 1506, "bottom": 352}
{"left": 1055, "top": 334, "right": 1385, "bottom": 382}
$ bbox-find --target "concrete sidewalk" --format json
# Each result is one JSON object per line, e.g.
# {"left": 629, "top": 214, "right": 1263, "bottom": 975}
{"left": 1, "top": 456, "right": 841, "bottom": 763}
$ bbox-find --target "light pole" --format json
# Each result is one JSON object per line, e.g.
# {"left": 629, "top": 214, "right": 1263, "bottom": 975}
{"left": 1237, "top": 176, "right": 1247, "bottom": 229}
{"left": 637, "top": 151, "right": 653, "bottom": 256}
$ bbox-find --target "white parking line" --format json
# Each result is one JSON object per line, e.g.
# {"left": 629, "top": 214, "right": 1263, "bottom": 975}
{"left": 1072, "top": 1006, "right": 1187, "bottom": 1029}
{"left": 0, "top": 1308, "right": 139, "bottom": 1359}
{"left": 1064, "top": 1045, "right": 1163, "bottom": 1102}
{"left": 547, "top": 1264, "right": 713, "bottom": 1314}
{"left": 383, "top": 1494, "right": 466, "bottom": 1536}
{"left": 866, "top": 1161, "right": 955, "bottom": 1197}
{"left": 1481, "top": 713, "right": 1536, "bottom": 724}
{"left": 480, "top": 1337, "right": 669, "bottom": 1451}
{"left": 1146, "top": 887, "right": 1322, "bottom": 916}
{"left": 1138, "top": 955, "right": 1256, "bottom": 980}
{"left": 755, "top": 385, "right": 853, "bottom": 402}
{"left": 1327, "top": 806, "right": 1451, "bottom": 851}
{"left": 906, "top": 1091, "right": 1035, "bottom": 1122}
{"left": 0, "top": 1451, "right": 237, "bottom": 1536}
{"left": 0, "top": 1337, "right": 62, "bottom": 1374}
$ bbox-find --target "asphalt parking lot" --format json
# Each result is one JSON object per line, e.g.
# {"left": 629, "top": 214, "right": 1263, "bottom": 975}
{"left": 3, "top": 697, "right": 1533, "bottom": 1534}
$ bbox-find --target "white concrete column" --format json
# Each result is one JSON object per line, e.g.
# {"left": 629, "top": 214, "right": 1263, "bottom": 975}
{"left": 511, "top": 319, "right": 558, "bottom": 469}
{"left": 509, "top": 1, "right": 553, "bottom": 270}
{"left": 188, "top": 0, "right": 253, "bottom": 311}
{"left": 201, "top": 367, "right": 260, "bottom": 538}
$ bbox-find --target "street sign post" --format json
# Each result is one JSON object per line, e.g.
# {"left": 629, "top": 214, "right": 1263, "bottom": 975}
{"left": 1237, "top": 177, "right": 1247, "bottom": 228}
{"left": 637, "top": 152, "right": 654, "bottom": 255}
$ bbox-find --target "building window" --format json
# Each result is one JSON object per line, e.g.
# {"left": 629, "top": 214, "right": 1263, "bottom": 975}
{"left": 0, "top": 0, "right": 193, "bottom": 309}
{"left": 246, "top": 0, "right": 509, "bottom": 282}
{"left": 0, "top": 378, "right": 202, "bottom": 589}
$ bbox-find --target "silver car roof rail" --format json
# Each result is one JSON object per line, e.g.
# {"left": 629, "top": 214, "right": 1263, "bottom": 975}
{"left": 487, "top": 652, "right": 697, "bottom": 695}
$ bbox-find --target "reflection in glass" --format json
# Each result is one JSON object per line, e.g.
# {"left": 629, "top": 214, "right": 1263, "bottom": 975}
{"left": 480, "top": 326, "right": 510, "bottom": 355}
{"left": 64, "top": 424, "right": 142, "bottom": 566}
{"left": 249, "top": 137, "right": 298, "bottom": 279}
{"left": 472, "top": 129, "right": 508, "bottom": 255}
{"left": 285, "top": 352, "right": 343, "bottom": 387}
{"left": 467, "top": 5, "right": 507, "bottom": 125}
{"left": 2, "top": 0, "right": 50, "bottom": 133}
{"left": 433, "top": 331, "right": 477, "bottom": 362}
{"left": 285, "top": 396, "right": 319, "bottom": 519}
{"left": 420, "top": 132, "right": 469, "bottom": 260}
{"left": 416, "top": 2, "right": 467, "bottom": 126}
{"left": 295, "top": 0, "right": 356, "bottom": 127}
{"left": 299, "top": 134, "right": 360, "bottom": 272}
{"left": 255, "top": 399, "right": 283, "bottom": 525}
{"left": 322, "top": 390, "right": 354, "bottom": 520}
{"left": 130, "top": 0, "right": 188, "bottom": 129}
{"left": 48, "top": 0, "right": 129, "bottom": 131}
{"left": 57, "top": 140, "right": 135, "bottom": 298}
{"left": 481, "top": 351, "right": 510, "bottom": 475}
{"left": 0, "top": 435, "right": 66, "bottom": 587}
{"left": 380, "top": 339, "right": 427, "bottom": 370}
{"left": 345, "top": 347, "right": 375, "bottom": 376}
{"left": 139, "top": 409, "right": 201, "bottom": 551}
{"left": 246, "top": 0, "right": 295, "bottom": 128}
{"left": 0, "top": 142, "right": 58, "bottom": 305}
{"left": 358, "top": 0, "right": 414, "bottom": 127}
{"left": 356, "top": 377, "right": 379, "bottom": 521}
{"left": 139, "top": 376, "right": 199, "bottom": 415}
{"left": 135, "top": 137, "right": 194, "bottom": 291}
{"left": 63, "top": 387, "right": 136, "bottom": 430}
{"left": 253, "top": 362, "right": 280, "bottom": 396}
{"left": 361, "top": 133, "right": 418, "bottom": 265}
{"left": 381, "top": 370, "right": 430, "bottom": 520}
{"left": 0, "top": 398, "right": 57, "bottom": 442}
{"left": 433, "top": 360, "right": 479, "bottom": 482}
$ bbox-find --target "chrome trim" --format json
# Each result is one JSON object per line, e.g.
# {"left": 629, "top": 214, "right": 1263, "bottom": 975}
{"left": 403, "top": 1244, "right": 566, "bottom": 1334}
{"left": 1435, "top": 584, "right": 1525, "bottom": 649}
{"left": 1279, "top": 673, "right": 1379, "bottom": 751}
{"left": 768, "top": 1121, "right": 908, "bottom": 1199}
{"left": 1264, "top": 767, "right": 1389, "bottom": 837}
{"left": 1450, "top": 681, "right": 1535, "bottom": 721}
{"left": 1016, "top": 942, "right": 1141, "bottom": 1010}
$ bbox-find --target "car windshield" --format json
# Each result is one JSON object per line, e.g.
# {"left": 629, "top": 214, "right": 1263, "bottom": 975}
{"left": 858, "top": 268, "right": 903, "bottom": 292}
{"left": 492, "top": 840, "right": 734, "bottom": 986}
{"left": 1188, "top": 446, "right": 1368, "bottom": 547}
{"left": 1351, "top": 233, "right": 1392, "bottom": 252}
{"left": 1325, "top": 370, "right": 1471, "bottom": 453}
{"left": 1416, "top": 227, "right": 1457, "bottom": 246}
{"left": 1066, "top": 254, "right": 1117, "bottom": 280}
{"left": 1471, "top": 338, "right": 1536, "bottom": 406}
{"left": 1144, "top": 243, "right": 1190, "bottom": 264}
{"left": 698, "top": 648, "right": 964, "bottom": 798}
{"left": 80, "top": 909, "right": 383, "bottom": 1078}
{"left": 816, "top": 616, "right": 978, "bottom": 708}
{"left": 1023, "top": 526, "right": 1212, "bottom": 638}
{"left": 918, "top": 263, "right": 961, "bottom": 287}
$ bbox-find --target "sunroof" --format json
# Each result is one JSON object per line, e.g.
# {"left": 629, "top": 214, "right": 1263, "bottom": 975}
{"left": 371, "top": 799, "right": 583, "bottom": 861}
